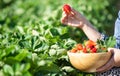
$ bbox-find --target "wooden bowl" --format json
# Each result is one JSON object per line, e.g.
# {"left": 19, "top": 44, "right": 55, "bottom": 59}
{"left": 67, "top": 51, "right": 112, "bottom": 72}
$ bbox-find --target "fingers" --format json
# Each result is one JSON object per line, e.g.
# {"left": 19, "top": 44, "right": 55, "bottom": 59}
{"left": 107, "top": 48, "right": 117, "bottom": 56}
{"left": 71, "top": 8, "right": 77, "bottom": 15}
{"left": 61, "top": 7, "right": 81, "bottom": 26}
{"left": 96, "top": 56, "right": 115, "bottom": 72}
{"left": 61, "top": 11, "right": 74, "bottom": 25}
{"left": 108, "top": 48, "right": 120, "bottom": 67}
{"left": 61, "top": 12, "right": 67, "bottom": 24}
{"left": 107, "top": 47, "right": 119, "bottom": 52}
{"left": 96, "top": 48, "right": 115, "bottom": 73}
{"left": 107, "top": 48, "right": 115, "bottom": 52}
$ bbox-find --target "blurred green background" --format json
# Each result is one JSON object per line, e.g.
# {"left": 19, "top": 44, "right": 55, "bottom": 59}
{"left": 0, "top": 0, "right": 119, "bottom": 76}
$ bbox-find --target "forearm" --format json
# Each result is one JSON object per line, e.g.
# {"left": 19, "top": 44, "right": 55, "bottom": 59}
{"left": 80, "top": 21, "right": 101, "bottom": 42}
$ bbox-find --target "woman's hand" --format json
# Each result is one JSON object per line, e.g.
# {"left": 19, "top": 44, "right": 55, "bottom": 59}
{"left": 61, "top": 6, "right": 101, "bottom": 42}
{"left": 96, "top": 48, "right": 120, "bottom": 72}
{"left": 61, "top": 8, "right": 88, "bottom": 28}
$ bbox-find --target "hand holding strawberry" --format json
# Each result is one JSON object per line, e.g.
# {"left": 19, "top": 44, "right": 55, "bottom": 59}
{"left": 61, "top": 4, "right": 89, "bottom": 28}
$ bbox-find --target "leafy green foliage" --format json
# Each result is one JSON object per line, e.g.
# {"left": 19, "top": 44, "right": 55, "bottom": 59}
{"left": 0, "top": 0, "right": 118, "bottom": 76}
{"left": 97, "top": 36, "right": 116, "bottom": 52}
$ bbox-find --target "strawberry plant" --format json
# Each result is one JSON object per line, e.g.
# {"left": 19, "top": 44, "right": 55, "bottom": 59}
{"left": 0, "top": 0, "right": 118, "bottom": 76}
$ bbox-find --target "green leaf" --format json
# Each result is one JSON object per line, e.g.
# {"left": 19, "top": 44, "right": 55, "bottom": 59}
{"left": 105, "top": 36, "right": 116, "bottom": 48}
{"left": 0, "top": 45, "right": 15, "bottom": 60}
{"left": 3, "top": 64, "right": 14, "bottom": 76}
{"left": 50, "top": 28, "right": 60, "bottom": 36}
{"left": 20, "top": 63, "right": 30, "bottom": 72}
{"left": 49, "top": 49, "right": 57, "bottom": 56}
{"left": 13, "top": 63, "right": 20, "bottom": 73}
{"left": 38, "top": 63, "right": 60, "bottom": 73}
{"left": 23, "top": 72, "right": 32, "bottom": 76}
{"left": 5, "top": 45, "right": 15, "bottom": 55}
{"left": 15, "top": 49, "right": 28, "bottom": 62}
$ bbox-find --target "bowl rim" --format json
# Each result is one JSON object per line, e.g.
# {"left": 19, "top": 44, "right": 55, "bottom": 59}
{"left": 67, "top": 51, "right": 111, "bottom": 55}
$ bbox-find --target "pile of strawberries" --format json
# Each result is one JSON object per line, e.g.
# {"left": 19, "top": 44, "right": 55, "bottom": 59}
{"left": 70, "top": 40, "right": 105, "bottom": 53}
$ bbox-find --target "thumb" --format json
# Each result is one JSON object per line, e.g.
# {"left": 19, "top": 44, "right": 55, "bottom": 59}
{"left": 107, "top": 48, "right": 115, "bottom": 54}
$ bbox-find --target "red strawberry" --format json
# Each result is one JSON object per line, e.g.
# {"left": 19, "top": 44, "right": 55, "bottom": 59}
{"left": 82, "top": 47, "right": 87, "bottom": 53}
{"left": 86, "top": 44, "right": 94, "bottom": 50}
{"left": 85, "top": 40, "right": 96, "bottom": 47}
{"left": 63, "top": 4, "right": 71, "bottom": 14}
{"left": 76, "top": 44, "right": 83, "bottom": 50}
{"left": 91, "top": 48, "right": 97, "bottom": 53}
{"left": 70, "top": 48, "right": 77, "bottom": 53}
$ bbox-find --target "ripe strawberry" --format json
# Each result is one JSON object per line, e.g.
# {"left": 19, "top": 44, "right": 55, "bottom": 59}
{"left": 82, "top": 47, "right": 87, "bottom": 53}
{"left": 85, "top": 40, "right": 96, "bottom": 47}
{"left": 76, "top": 44, "right": 83, "bottom": 50}
{"left": 70, "top": 48, "right": 77, "bottom": 53}
{"left": 63, "top": 4, "right": 71, "bottom": 14}
{"left": 86, "top": 44, "right": 94, "bottom": 50}
{"left": 91, "top": 48, "right": 97, "bottom": 53}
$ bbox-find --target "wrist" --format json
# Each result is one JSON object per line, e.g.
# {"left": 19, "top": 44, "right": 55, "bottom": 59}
{"left": 80, "top": 21, "right": 92, "bottom": 30}
{"left": 78, "top": 21, "right": 87, "bottom": 29}
{"left": 76, "top": 17, "right": 89, "bottom": 29}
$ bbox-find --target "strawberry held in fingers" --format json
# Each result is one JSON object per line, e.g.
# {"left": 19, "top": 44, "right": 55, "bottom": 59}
{"left": 63, "top": 4, "right": 72, "bottom": 14}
